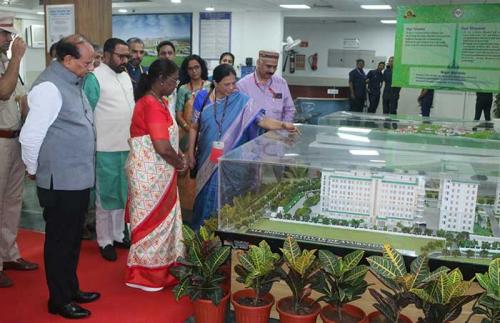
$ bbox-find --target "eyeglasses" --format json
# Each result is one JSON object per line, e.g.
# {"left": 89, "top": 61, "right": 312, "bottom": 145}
{"left": 187, "top": 65, "right": 201, "bottom": 72}
{"left": 165, "top": 75, "right": 180, "bottom": 86}
{"left": 112, "top": 52, "right": 130, "bottom": 61}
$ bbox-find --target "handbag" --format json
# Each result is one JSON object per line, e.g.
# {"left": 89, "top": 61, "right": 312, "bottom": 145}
{"left": 189, "top": 88, "right": 213, "bottom": 179}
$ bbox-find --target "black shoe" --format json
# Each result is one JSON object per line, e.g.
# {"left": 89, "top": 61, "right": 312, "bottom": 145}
{"left": 99, "top": 244, "right": 117, "bottom": 261}
{"left": 113, "top": 239, "right": 130, "bottom": 249}
{"left": 3, "top": 258, "right": 38, "bottom": 271}
{"left": 73, "top": 290, "right": 100, "bottom": 303}
{"left": 48, "top": 302, "right": 91, "bottom": 319}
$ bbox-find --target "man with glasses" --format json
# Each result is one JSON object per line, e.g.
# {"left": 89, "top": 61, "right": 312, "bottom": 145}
{"left": 82, "top": 38, "right": 134, "bottom": 262}
{"left": 20, "top": 34, "right": 99, "bottom": 319}
{"left": 126, "top": 37, "right": 147, "bottom": 96}
{"left": 0, "top": 14, "right": 38, "bottom": 289}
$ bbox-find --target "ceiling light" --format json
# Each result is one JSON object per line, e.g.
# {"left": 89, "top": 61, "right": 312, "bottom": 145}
{"left": 361, "top": 5, "right": 392, "bottom": 10}
{"left": 205, "top": 7, "right": 215, "bottom": 11}
{"left": 118, "top": 8, "right": 128, "bottom": 13}
{"left": 171, "top": 0, "right": 181, "bottom": 3}
{"left": 36, "top": 11, "right": 44, "bottom": 15}
{"left": 280, "top": 4, "right": 311, "bottom": 9}
{"left": 349, "top": 149, "right": 379, "bottom": 156}
{"left": 381, "top": 20, "right": 397, "bottom": 24}
{"left": 338, "top": 133, "right": 370, "bottom": 143}
{"left": 338, "top": 127, "right": 372, "bottom": 134}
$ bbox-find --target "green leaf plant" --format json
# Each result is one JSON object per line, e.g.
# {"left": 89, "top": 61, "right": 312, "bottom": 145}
{"left": 367, "top": 244, "right": 449, "bottom": 322}
{"left": 279, "top": 235, "right": 321, "bottom": 314}
{"left": 313, "top": 249, "right": 369, "bottom": 322}
{"left": 411, "top": 268, "right": 479, "bottom": 323}
{"left": 234, "top": 240, "right": 282, "bottom": 306}
{"left": 467, "top": 258, "right": 500, "bottom": 323}
{"left": 170, "top": 224, "right": 231, "bottom": 305}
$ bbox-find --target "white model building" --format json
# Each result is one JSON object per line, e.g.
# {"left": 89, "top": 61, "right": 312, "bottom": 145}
{"left": 438, "top": 179, "right": 478, "bottom": 233}
{"left": 320, "top": 170, "right": 425, "bottom": 227}
{"left": 495, "top": 182, "right": 500, "bottom": 214}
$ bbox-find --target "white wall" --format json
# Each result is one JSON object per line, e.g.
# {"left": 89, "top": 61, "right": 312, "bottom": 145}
{"left": 283, "top": 21, "right": 395, "bottom": 80}
{"left": 283, "top": 21, "right": 480, "bottom": 119}
{"left": 230, "top": 11, "right": 283, "bottom": 75}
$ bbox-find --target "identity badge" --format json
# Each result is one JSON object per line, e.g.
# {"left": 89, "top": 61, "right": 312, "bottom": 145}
{"left": 210, "top": 141, "right": 225, "bottom": 163}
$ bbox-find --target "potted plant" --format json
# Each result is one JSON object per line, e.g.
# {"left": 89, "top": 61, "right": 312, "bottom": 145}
{"left": 170, "top": 225, "right": 231, "bottom": 323}
{"left": 232, "top": 240, "right": 282, "bottom": 323}
{"left": 466, "top": 258, "right": 500, "bottom": 323}
{"left": 366, "top": 244, "right": 449, "bottom": 323}
{"left": 314, "top": 249, "right": 369, "bottom": 323}
{"left": 276, "top": 235, "right": 322, "bottom": 323}
{"left": 410, "top": 268, "right": 479, "bottom": 323}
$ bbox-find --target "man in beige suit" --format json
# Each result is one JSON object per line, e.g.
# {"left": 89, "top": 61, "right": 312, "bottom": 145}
{"left": 0, "top": 15, "right": 37, "bottom": 288}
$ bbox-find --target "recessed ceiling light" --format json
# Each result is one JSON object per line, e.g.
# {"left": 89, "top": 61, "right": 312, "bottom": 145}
{"left": 205, "top": 7, "right": 215, "bottom": 11}
{"left": 349, "top": 149, "right": 379, "bottom": 156}
{"left": 36, "top": 11, "right": 44, "bottom": 15}
{"left": 118, "top": 8, "right": 128, "bottom": 13}
{"left": 361, "top": 5, "right": 392, "bottom": 10}
{"left": 381, "top": 20, "right": 397, "bottom": 24}
{"left": 171, "top": 0, "right": 181, "bottom": 3}
{"left": 280, "top": 4, "right": 311, "bottom": 9}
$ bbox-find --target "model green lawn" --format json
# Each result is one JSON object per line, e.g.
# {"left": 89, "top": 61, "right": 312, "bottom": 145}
{"left": 440, "top": 256, "right": 492, "bottom": 265}
{"left": 251, "top": 218, "right": 441, "bottom": 254}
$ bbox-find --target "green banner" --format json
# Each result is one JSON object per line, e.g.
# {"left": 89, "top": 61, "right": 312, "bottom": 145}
{"left": 393, "top": 4, "right": 500, "bottom": 92}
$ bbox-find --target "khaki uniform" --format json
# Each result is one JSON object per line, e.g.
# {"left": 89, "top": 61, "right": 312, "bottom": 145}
{"left": 0, "top": 53, "right": 25, "bottom": 271}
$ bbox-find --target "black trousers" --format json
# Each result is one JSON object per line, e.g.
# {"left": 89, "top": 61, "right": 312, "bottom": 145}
{"left": 420, "top": 99, "right": 432, "bottom": 117}
{"left": 368, "top": 92, "right": 380, "bottom": 113}
{"left": 474, "top": 94, "right": 493, "bottom": 121}
{"left": 37, "top": 187, "right": 90, "bottom": 307}
{"left": 382, "top": 89, "right": 400, "bottom": 114}
{"left": 350, "top": 95, "right": 365, "bottom": 112}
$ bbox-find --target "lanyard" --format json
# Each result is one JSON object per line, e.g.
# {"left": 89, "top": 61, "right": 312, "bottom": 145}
{"left": 213, "top": 95, "right": 229, "bottom": 139}
{"left": 253, "top": 72, "right": 277, "bottom": 97}
{"left": 189, "top": 80, "right": 203, "bottom": 97}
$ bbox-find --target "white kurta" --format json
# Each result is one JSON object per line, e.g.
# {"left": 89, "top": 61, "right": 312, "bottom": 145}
{"left": 93, "top": 64, "right": 135, "bottom": 152}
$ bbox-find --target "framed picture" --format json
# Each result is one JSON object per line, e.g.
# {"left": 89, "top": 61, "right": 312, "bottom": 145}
{"left": 112, "top": 13, "right": 192, "bottom": 67}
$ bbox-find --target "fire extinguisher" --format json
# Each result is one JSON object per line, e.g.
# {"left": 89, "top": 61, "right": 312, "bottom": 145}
{"left": 289, "top": 51, "right": 296, "bottom": 73}
{"left": 308, "top": 53, "right": 318, "bottom": 71}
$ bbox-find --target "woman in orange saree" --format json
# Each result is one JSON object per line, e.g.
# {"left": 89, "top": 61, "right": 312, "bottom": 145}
{"left": 125, "top": 59, "right": 188, "bottom": 292}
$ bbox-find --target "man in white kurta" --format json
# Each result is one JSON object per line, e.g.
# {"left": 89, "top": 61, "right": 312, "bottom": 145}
{"left": 83, "top": 38, "right": 134, "bottom": 261}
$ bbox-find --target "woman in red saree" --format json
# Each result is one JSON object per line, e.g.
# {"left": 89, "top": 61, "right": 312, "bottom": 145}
{"left": 125, "top": 59, "right": 188, "bottom": 292}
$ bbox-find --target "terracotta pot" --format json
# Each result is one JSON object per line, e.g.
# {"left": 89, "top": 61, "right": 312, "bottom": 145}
{"left": 320, "top": 304, "right": 366, "bottom": 323}
{"left": 193, "top": 293, "right": 230, "bottom": 323}
{"left": 276, "top": 296, "right": 321, "bottom": 323}
{"left": 231, "top": 289, "right": 275, "bottom": 323}
{"left": 366, "top": 311, "right": 413, "bottom": 323}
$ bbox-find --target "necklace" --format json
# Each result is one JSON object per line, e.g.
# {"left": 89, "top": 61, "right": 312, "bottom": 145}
{"left": 150, "top": 90, "right": 168, "bottom": 110}
{"left": 189, "top": 80, "right": 204, "bottom": 97}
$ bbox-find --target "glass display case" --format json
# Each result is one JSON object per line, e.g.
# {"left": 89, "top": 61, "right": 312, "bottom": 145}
{"left": 319, "top": 111, "right": 499, "bottom": 137}
{"left": 218, "top": 124, "right": 500, "bottom": 273}
{"left": 293, "top": 98, "right": 349, "bottom": 124}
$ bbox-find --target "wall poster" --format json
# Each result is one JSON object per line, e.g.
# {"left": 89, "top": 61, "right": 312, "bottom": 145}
{"left": 199, "top": 12, "right": 231, "bottom": 60}
{"left": 46, "top": 4, "right": 75, "bottom": 47}
{"left": 393, "top": 4, "right": 500, "bottom": 92}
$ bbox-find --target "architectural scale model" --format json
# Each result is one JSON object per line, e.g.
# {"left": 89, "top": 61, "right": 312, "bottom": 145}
{"left": 320, "top": 170, "right": 425, "bottom": 228}
{"left": 438, "top": 179, "right": 478, "bottom": 233}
